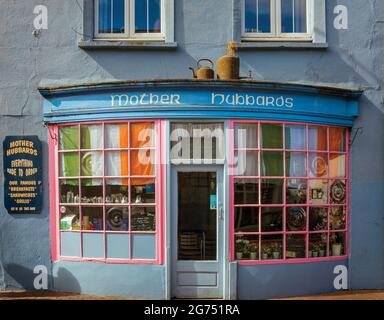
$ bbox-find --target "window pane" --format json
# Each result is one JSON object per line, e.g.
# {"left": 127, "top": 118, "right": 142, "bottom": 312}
{"left": 131, "top": 150, "right": 155, "bottom": 176}
{"left": 330, "top": 127, "right": 347, "bottom": 152}
{"left": 105, "top": 151, "right": 129, "bottom": 176}
{"left": 60, "top": 153, "right": 79, "bottom": 177}
{"left": 235, "top": 179, "right": 259, "bottom": 204}
{"left": 330, "top": 232, "right": 346, "bottom": 256}
{"left": 82, "top": 206, "right": 104, "bottom": 231}
{"left": 60, "top": 179, "right": 79, "bottom": 204}
{"left": 285, "top": 125, "right": 306, "bottom": 150}
{"left": 98, "top": 0, "right": 125, "bottom": 34}
{"left": 81, "top": 152, "right": 103, "bottom": 176}
{"left": 286, "top": 178, "right": 307, "bottom": 204}
{"left": 135, "top": 0, "right": 161, "bottom": 33}
{"left": 106, "top": 206, "right": 129, "bottom": 231}
{"left": 235, "top": 207, "right": 259, "bottom": 232}
{"left": 235, "top": 235, "right": 259, "bottom": 260}
{"left": 235, "top": 151, "right": 259, "bottom": 176}
{"left": 261, "top": 234, "right": 283, "bottom": 260}
{"left": 330, "top": 206, "right": 346, "bottom": 230}
{"left": 309, "top": 179, "right": 328, "bottom": 204}
{"left": 281, "top": 0, "right": 307, "bottom": 33}
{"left": 330, "top": 154, "right": 346, "bottom": 178}
{"left": 245, "top": 0, "right": 271, "bottom": 33}
{"left": 286, "top": 234, "right": 306, "bottom": 259}
{"left": 59, "top": 126, "right": 79, "bottom": 150}
{"left": 131, "top": 123, "right": 155, "bottom": 148}
{"left": 309, "top": 153, "right": 328, "bottom": 177}
{"left": 286, "top": 207, "right": 306, "bottom": 231}
{"left": 234, "top": 123, "right": 258, "bottom": 149}
{"left": 105, "top": 178, "right": 129, "bottom": 204}
{"left": 60, "top": 206, "right": 80, "bottom": 231}
{"left": 330, "top": 180, "right": 346, "bottom": 204}
{"left": 261, "top": 179, "right": 283, "bottom": 204}
{"left": 286, "top": 152, "right": 306, "bottom": 177}
{"left": 308, "top": 126, "right": 327, "bottom": 151}
{"left": 309, "top": 207, "right": 328, "bottom": 231}
{"left": 81, "top": 179, "right": 103, "bottom": 204}
{"left": 261, "top": 124, "right": 283, "bottom": 149}
{"left": 261, "top": 207, "right": 283, "bottom": 232}
{"left": 81, "top": 125, "right": 102, "bottom": 149}
{"left": 131, "top": 206, "right": 156, "bottom": 231}
{"left": 261, "top": 152, "right": 283, "bottom": 176}
{"left": 171, "top": 123, "right": 224, "bottom": 162}
{"left": 105, "top": 123, "right": 129, "bottom": 149}
{"left": 309, "top": 233, "right": 328, "bottom": 258}
{"left": 131, "top": 179, "right": 156, "bottom": 204}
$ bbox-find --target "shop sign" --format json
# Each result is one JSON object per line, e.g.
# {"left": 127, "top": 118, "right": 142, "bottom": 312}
{"left": 3, "top": 136, "right": 42, "bottom": 214}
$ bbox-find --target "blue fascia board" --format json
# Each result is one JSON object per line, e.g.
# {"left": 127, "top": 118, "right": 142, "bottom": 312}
{"left": 41, "top": 81, "right": 361, "bottom": 127}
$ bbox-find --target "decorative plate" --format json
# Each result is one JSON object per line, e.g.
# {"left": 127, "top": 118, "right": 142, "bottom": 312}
{"left": 331, "top": 180, "right": 346, "bottom": 204}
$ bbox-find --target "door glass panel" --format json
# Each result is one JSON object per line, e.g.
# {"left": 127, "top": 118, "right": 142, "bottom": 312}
{"left": 178, "top": 172, "right": 217, "bottom": 261}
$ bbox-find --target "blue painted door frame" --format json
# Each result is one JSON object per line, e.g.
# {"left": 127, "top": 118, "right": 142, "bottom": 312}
{"left": 171, "top": 165, "right": 224, "bottom": 299}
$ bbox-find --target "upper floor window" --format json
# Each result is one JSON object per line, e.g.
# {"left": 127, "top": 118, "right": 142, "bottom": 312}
{"left": 243, "top": 0, "right": 313, "bottom": 41}
{"left": 95, "top": 0, "right": 164, "bottom": 40}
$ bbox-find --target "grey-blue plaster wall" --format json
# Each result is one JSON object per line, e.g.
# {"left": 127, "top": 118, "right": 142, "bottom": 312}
{"left": 0, "top": 0, "right": 383, "bottom": 298}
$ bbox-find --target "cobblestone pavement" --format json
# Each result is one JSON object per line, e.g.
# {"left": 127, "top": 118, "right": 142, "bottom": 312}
{"left": 1, "top": 290, "right": 384, "bottom": 300}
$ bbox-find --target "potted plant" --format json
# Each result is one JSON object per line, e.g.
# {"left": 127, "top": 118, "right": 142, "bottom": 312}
{"left": 262, "top": 244, "right": 271, "bottom": 260}
{"left": 312, "top": 243, "right": 319, "bottom": 258}
{"left": 235, "top": 238, "right": 249, "bottom": 260}
{"left": 331, "top": 234, "right": 343, "bottom": 256}
{"left": 248, "top": 243, "right": 258, "bottom": 260}
{"left": 271, "top": 242, "right": 282, "bottom": 259}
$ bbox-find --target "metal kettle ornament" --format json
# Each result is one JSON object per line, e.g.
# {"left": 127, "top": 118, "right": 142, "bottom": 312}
{"left": 189, "top": 59, "right": 215, "bottom": 80}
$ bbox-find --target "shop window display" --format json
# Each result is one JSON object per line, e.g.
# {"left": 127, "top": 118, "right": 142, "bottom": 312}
{"left": 58, "top": 122, "right": 158, "bottom": 262}
{"left": 232, "top": 122, "right": 349, "bottom": 262}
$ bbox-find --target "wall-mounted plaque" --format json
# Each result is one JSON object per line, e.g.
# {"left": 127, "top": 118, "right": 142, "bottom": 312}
{"left": 3, "top": 136, "right": 42, "bottom": 214}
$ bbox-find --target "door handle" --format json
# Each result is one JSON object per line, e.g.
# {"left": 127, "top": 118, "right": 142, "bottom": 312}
{"left": 219, "top": 206, "right": 224, "bottom": 220}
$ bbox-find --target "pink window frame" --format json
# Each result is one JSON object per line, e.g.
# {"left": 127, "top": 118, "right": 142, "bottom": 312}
{"left": 229, "top": 120, "right": 350, "bottom": 265}
{"left": 48, "top": 119, "right": 166, "bottom": 265}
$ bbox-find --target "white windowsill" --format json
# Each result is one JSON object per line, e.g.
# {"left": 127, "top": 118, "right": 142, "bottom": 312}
{"left": 237, "top": 40, "right": 328, "bottom": 49}
{"left": 78, "top": 39, "right": 178, "bottom": 50}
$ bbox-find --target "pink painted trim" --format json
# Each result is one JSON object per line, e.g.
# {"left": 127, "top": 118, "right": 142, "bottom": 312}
{"left": 49, "top": 125, "right": 59, "bottom": 261}
{"left": 238, "top": 255, "right": 348, "bottom": 265}
{"left": 59, "top": 257, "right": 159, "bottom": 265}
{"left": 51, "top": 120, "right": 163, "bottom": 264}
{"left": 229, "top": 120, "right": 350, "bottom": 264}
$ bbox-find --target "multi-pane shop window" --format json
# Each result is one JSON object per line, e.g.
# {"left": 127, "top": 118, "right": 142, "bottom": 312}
{"left": 58, "top": 121, "right": 159, "bottom": 262}
{"left": 244, "top": 0, "right": 310, "bottom": 39}
{"left": 232, "top": 122, "right": 348, "bottom": 263}
{"left": 96, "top": 0, "right": 163, "bottom": 39}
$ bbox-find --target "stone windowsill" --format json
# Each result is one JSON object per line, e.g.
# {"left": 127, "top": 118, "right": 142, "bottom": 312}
{"left": 78, "top": 40, "right": 178, "bottom": 50}
{"left": 236, "top": 41, "right": 328, "bottom": 50}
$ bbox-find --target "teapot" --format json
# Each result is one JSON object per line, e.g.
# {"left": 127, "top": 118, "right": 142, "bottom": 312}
{"left": 189, "top": 59, "right": 215, "bottom": 80}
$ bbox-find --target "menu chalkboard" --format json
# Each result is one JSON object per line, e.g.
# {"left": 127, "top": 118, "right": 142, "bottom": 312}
{"left": 3, "top": 136, "right": 42, "bottom": 214}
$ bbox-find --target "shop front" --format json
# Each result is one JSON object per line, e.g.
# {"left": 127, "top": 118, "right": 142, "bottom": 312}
{"left": 40, "top": 80, "right": 361, "bottom": 299}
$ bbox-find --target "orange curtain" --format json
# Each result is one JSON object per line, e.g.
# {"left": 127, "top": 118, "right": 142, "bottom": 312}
{"left": 329, "top": 127, "right": 343, "bottom": 151}
{"left": 130, "top": 123, "right": 154, "bottom": 186}
{"left": 317, "top": 127, "right": 327, "bottom": 150}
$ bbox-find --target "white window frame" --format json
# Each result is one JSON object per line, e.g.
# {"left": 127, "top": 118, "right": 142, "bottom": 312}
{"left": 242, "top": 0, "right": 316, "bottom": 42}
{"left": 94, "top": 0, "right": 166, "bottom": 41}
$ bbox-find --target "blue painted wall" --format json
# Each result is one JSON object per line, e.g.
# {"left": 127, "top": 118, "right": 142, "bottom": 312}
{"left": 0, "top": 0, "right": 383, "bottom": 298}
{"left": 238, "top": 261, "right": 348, "bottom": 300}
{"left": 52, "top": 262, "right": 166, "bottom": 299}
